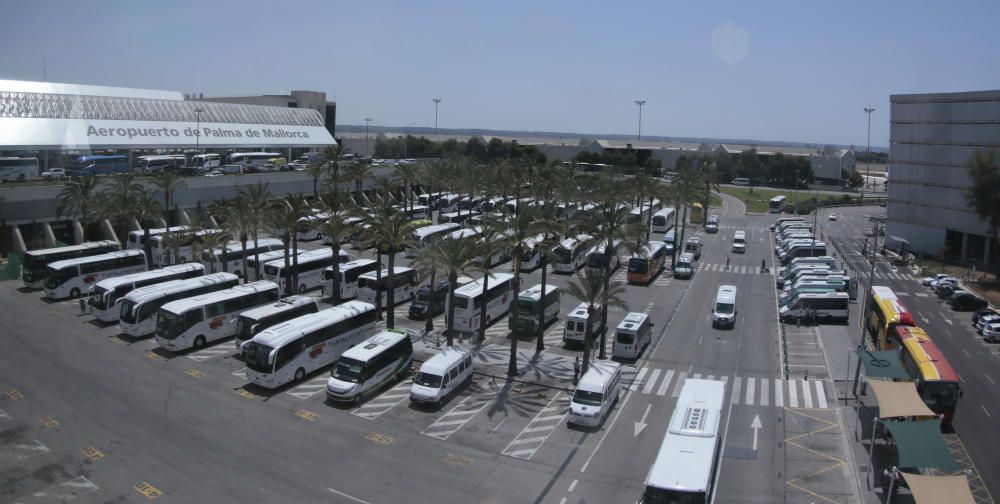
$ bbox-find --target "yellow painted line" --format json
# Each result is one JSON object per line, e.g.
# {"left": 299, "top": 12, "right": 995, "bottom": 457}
{"left": 6, "top": 389, "right": 23, "bottom": 400}
{"left": 366, "top": 432, "right": 394, "bottom": 445}
{"left": 186, "top": 369, "right": 206, "bottom": 379}
{"left": 39, "top": 416, "right": 59, "bottom": 428}
{"left": 295, "top": 409, "right": 319, "bottom": 422}
{"left": 442, "top": 453, "right": 473, "bottom": 467}
{"left": 144, "top": 351, "right": 161, "bottom": 361}
{"left": 234, "top": 389, "right": 256, "bottom": 399}
{"left": 109, "top": 335, "right": 126, "bottom": 344}
{"left": 81, "top": 446, "right": 104, "bottom": 461}
{"left": 134, "top": 481, "right": 163, "bottom": 499}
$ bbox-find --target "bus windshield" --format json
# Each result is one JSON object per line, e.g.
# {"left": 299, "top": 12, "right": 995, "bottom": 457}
{"left": 90, "top": 286, "right": 112, "bottom": 310}
{"left": 414, "top": 372, "right": 443, "bottom": 388}
{"left": 331, "top": 358, "right": 364, "bottom": 383}
{"left": 44, "top": 268, "right": 75, "bottom": 289}
{"left": 517, "top": 299, "right": 536, "bottom": 315}
{"left": 155, "top": 311, "right": 187, "bottom": 340}
{"left": 573, "top": 389, "right": 603, "bottom": 406}
{"left": 921, "top": 381, "right": 961, "bottom": 410}
{"left": 234, "top": 317, "right": 257, "bottom": 343}
{"left": 642, "top": 487, "right": 706, "bottom": 504}
{"left": 628, "top": 258, "right": 648, "bottom": 273}
{"left": 715, "top": 303, "right": 735, "bottom": 315}
{"left": 244, "top": 342, "right": 274, "bottom": 373}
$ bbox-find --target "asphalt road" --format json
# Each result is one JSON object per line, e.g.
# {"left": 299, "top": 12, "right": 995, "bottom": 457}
{"left": 1, "top": 195, "right": 819, "bottom": 504}
{"left": 821, "top": 204, "right": 999, "bottom": 499}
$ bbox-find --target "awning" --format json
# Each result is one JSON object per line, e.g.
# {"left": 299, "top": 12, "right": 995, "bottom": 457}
{"left": 857, "top": 350, "right": 909, "bottom": 380}
{"left": 883, "top": 419, "right": 958, "bottom": 470}
{"left": 900, "top": 473, "right": 975, "bottom": 504}
{"left": 867, "top": 380, "right": 934, "bottom": 418}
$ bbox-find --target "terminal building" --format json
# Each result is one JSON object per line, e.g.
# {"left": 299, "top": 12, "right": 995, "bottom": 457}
{"left": 191, "top": 90, "right": 336, "bottom": 138}
{"left": 888, "top": 89, "right": 999, "bottom": 270}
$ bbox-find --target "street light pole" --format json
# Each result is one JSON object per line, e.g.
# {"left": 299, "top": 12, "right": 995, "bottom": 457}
{"left": 863, "top": 107, "right": 875, "bottom": 200}
{"left": 794, "top": 167, "right": 800, "bottom": 215}
{"left": 634, "top": 100, "right": 646, "bottom": 141}
{"left": 364, "top": 117, "right": 372, "bottom": 159}
{"left": 432, "top": 98, "right": 442, "bottom": 131}
{"left": 403, "top": 122, "right": 416, "bottom": 160}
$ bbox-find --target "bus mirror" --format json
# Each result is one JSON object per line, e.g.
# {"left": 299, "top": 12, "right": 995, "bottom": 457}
{"left": 959, "top": 389, "right": 964, "bottom": 398}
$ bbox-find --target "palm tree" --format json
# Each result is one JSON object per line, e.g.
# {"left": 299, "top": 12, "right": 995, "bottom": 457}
{"left": 671, "top": 159, "right": 700, "bottom": 268}
{"left": 284, "top": 194, "right": 312, "bottom": 293}
{"left": 96, "top": 174, "right": 143, "bottom": 248}
{"left": 356, "top": 183, "right": 415, "bottom": 328}
{"left": 564, "top": 266, "right": 628, "bottom": 374}
{"left": 428, "top": 236, "right": 476, "bottom": 347}
{"left": 472, "top": 216, "right": 512, "bottom": 343}
{"left": 266, "top": 196, "right": 309, "bottom": 295}
{"left": 314, "top": 191, "right": 353, "bottom": 304}
{"left": 395, "top": 162, "right": 421, "bottom": 213}
{"left": 200, "top": 228, "right": 234, "bottom": 273}
{"left": 344, "top": 161, "right": 372, "bottom": 203}
{"left": 239, "top": 183, "right": 271, "bottom": 279}
{"left": 150, "top": 170, "right": 188, "bottom": 257}
{"left": 527, "top": 201, "right": 561, "bottom": 351}
{"left": 410, "top": 241, "right": 443, "bottom": 335}
{"left": 56, "top": 176, "right": 102, "bottom": 242}
{"left": 210, "top": 199, "right": 245, "bottom": 276}
{"left": 131, "top": 189, "right": 163, "bottom": 269}
{"left": 696, "top": 155, "right": 721, "bottom": 225}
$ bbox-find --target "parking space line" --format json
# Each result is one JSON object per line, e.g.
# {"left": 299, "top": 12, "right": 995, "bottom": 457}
{"left": 351, "top": 382, "right": 411, "bottom": 420}
{"left": 501, "top": 392, "right": 570, "bottom": 460}
{"left": 286, "top": 375, "right": 330, "bottom": 399}
{"left": 656, "top": 370, "right": 674, "bottom": 396}
{"left": 20, "top": 475, "right": 99, "bottom": 502}
{"left": 641, "top": 369, "right": 660, "bottom": 395}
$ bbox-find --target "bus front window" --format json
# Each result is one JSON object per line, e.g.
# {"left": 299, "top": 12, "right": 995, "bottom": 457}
{"left": 517, "top": 299, "right": 536, "bottom": 315}
{"left": 921, "top": 381, "right": 960, "bottom": 411}
{"left": 44, "top": 268, "right": 74, "bottom": 289}
{"left": 244, "top": 342, "right": 274, "bottom": 373}
{"left": 331, "top": 359, "right": 363, "bottom": 383}
{"left": 628, "top": 258, "right": 648, "bottom": 273}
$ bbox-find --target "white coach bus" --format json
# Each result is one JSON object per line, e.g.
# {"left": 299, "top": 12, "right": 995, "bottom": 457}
{"left": 118, "top": 273, "right": 240, "bottom": 337}
{"left": 154, "top": 281, "right": 281, "bottom": 352}
{"left": 406, "top": 223, "right": 461, "bottom": 258}
{"left": 245, "top": 250, "right": 288, "bottom": 281}
{"left": 651, "top": 207, "right": 676, "bottom": 234}
{"left": 356, "top": 267, "right": 419, "bottom": 308}
{"left": 552, "top": 234, "right": 593, "bottom": 273}
{"left": 149, "top": 228, "right": 221, "bottom": 267}
{"left": 88, "top": 263, "right": 205, "bottom": 322}
{"left": 21, "top": 240, "right": 120, "bottom": 288}
{"left": 199, "top": 238, "right": 283, "bottom": 277}
{"left": 244, "top": 301, "right": 378, "bottom": 388}
{"left": 446, "top": 273, "right": 515, "bottom": 333}
{"left": 262, "top": 248, "right": 354, "bottom": 294}
{"left": 639, "top": 379, "right": 726, "bottom": 503}
{"left": 43, "top": 250, "right": 147, "bottom": 300}
{"left": 232, "top": 295, "right": 321, "bottom": 354}
{"left": 322, "top": 258, "right": 379, "bottom": 300}
{"left": 126, "top": 226, "right": 189, "bottom": 250}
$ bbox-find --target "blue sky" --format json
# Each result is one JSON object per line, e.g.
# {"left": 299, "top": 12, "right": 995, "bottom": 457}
{"left": 2, "top": 0, "right": 999, "bottom": 148}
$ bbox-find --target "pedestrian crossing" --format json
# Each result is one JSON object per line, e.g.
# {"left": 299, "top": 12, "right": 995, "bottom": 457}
{"left": 351, "top": 381, "right": 412, "bottom": 420}
{"left": 421, "top": 383, "right": 497, "bottom": 440}
{"left": 502, "top": 391, "right": 572, "bottom": 460}
{"left": 186, "top": 343, "right": 234, "bottom": 362}
{"left": 287, "top": 374, "right": 329, "bottom": 399}
{"left": 624, "top": 367, "right": 834, "bottom": 409}
{"left": 697, "top": 263, "right": 765, "bottom": 275}
{"left": 873, "top": 270, "right": 916, "bottom": 281}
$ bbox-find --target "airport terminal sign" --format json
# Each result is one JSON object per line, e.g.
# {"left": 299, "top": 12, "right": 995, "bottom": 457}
{"left": 0, "top": 118, "right": 334, "bottom": 148}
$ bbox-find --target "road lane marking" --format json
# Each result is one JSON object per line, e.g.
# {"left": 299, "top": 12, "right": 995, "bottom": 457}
{"left": 630, "top": 367, "right": 648, "bottom": 392}
{"left": 744, "top": 377, "right": 755, "bottom": 405}
{"left": 670, "top": 371, "right": 688, "bottom": 397}
{"left": 186, "top": 369, "right": 206, "bottom": 379}
{"left": 642, "top": 369, "right": 661, "bottom": 395}
{"left": 234, "top": 389, "right": 256, "bottom": 399}
{"left": 502, "top": 392, "right": 569, "bottom": 460}
{"left": 788, "top": 380, "right": 798, "bottom": 408}
{"left": 986, "top": 374, "right": 996, "bottom": 385}
{"left": 814, "top": 381, "right": 828, "bottom": 409}
{"left": 422, "top": 393, "right": 493, "bottom": 440}
{"left": 801, "top": 381, "right": 813, "bottom": 408}
{"left": 731, "top": 376, "right": 742, "bottom": 404}
{"left": 442, "top": 453, "right": 473, "bottom": 467}
{"left": 134, "top": 482, "right": 163, "bottom": 499}
{"left": 0, "top": 409, "right": 9, "bottom": 421}
{"left": 656, "top": 370, "right": 675, "bottom": 396}
{"left": 981, "top": 404, "right": 992, "bottom": 418}
{"left": 366, "top": 432, "right": 394, "bottom": 445}
{"left": 27, "top": 476, "right": 98, "bottom": 501}
{"left": 6, "top": 389, "right": 23, "bottom": 400}
{"left": 568, "top": 479, "right": 578, "bottom": 492}
{"left": 327, "top": 487, "right": 373, "bottom": 504}
{"left": 759, "top": 378, "right": 769, "bottom": 406}
{"left": 295, "top": 409, "right": 320, "bottom": 421}
{"left": 81, "top": 446, "right": 104, "bottom": 461}
{"left": 39, "top": 415, "right": 59, "bottom": 428}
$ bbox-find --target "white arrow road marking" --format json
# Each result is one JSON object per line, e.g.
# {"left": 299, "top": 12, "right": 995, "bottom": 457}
{"left": 634, "top": 403, "right": 652, "bottom": 437}
{"left": 751, "top": 414, "right": 762, "bottom": 451}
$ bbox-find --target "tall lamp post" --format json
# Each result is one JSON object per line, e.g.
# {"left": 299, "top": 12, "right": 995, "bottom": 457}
{"left": 432, "top": 98, "right": 442, "bottom": 131}
{"left": 863, "top": 107, "right": 875, "bottom": 200}
{"left": 794, "top": 167, "right": 800, "bottom": 215}
{"left": 634, "top": 99, "right": 646, "bottom": 141}
{"left": 364, "top": 118, "right": 372, "bottom": 159}
{"left": 403, "top": 122, "right": 416, "bottom": 159}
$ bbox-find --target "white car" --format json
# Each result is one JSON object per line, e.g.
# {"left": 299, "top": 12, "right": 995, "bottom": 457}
{"left": 983, "top": 323, "right": 1000, "bottom": 343}
{"left": 929, "top": 276, "right": 956, "bottom": 288}
{"left": 976, "top": 314, "right": 1000, "bottom": 333}
{"left": 922, "top": 273, "right": 951, "bottom": 286}
{"left": 204, "top": 169, "right": 224, "bottom": 177}
{"left": 828, "top": 213, "right": 837, "bottom": 221}
{"left": 42, "top": 167, "right": 67, "bottom": 179}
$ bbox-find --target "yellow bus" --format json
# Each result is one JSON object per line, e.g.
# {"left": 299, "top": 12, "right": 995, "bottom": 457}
{"left": 689, "top": 203, "right": 704, "bottom": 224}
{"left": 866, "top": 285, "right": 916, "bottom": 349}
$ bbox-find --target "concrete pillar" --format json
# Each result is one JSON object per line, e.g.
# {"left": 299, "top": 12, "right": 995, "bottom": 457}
{"left": 961, "top": 232, "right": 969, "bottom": 260}
{"left": 10, "top": 225, "right": 27, "bottom": 253}
{"left": 157, "top": 217, "right": 167, "bottom": 228}
{"left": 72, "top": 220, "right": 84, "bottom": 244}
{"left": 178, "top": 209, "right": 191, "bottom": 225}
{"left": 208, "top": 214, "right": 218, "bottom": 228}
{"left": 101, "top": 219, "right": 118, "bottom": 244}
{"left": 42, "top": 222, "right": 56, "bottom": 247}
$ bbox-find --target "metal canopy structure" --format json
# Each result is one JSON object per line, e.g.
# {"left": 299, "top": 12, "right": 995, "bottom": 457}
{"left": 856, "top": 350, "right": 910, "bottom": 380}
{"left": 882, "top": 419, "right": 958, "bottom": 470}
{"left": 0, "top": 79, "right": 335, "bottom": 149}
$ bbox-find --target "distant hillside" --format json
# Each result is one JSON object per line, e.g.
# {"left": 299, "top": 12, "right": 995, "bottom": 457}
{"left": 336, "top": 124, "right": 889, "bottom": 153}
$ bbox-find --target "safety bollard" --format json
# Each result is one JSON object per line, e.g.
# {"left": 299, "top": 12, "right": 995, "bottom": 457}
{"left": 79, "top": 298, "right": 86, "bottom": 314}
{"left": 804, "top": 369, "right": 809, "bottom": 381}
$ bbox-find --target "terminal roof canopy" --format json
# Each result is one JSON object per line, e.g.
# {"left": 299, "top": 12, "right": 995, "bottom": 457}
{"left": 0, "top": 79, "right": 335, "bottom": 149}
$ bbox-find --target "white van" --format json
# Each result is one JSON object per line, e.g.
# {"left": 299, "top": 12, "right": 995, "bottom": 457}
{"left": 732, "top": 230, "right": 746, "bottom": 254}
{"left": 674, "top": 252, "right": 695, "bottom": 279}
{"left": 409, "top": 346, "right": 474, "bottom": 407}
{"left": 612, "top": 312, "right": 652, "bottom": 359}
{"left": 326, "top": 330, "right": 414, "bottom": 403}
{"left": 563, "top": 302, "right": 603, "bottom": 347}
{"left": 569, "top": 361, "right": 622, "bottom": 427}
{"left": 712, "top": 285, "right": 738, "bottom": 328}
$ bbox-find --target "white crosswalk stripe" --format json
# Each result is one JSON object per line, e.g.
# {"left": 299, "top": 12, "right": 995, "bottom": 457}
{"left": 286, "top": 375, "right": 330, "bottom": 399}
{"left": 186, "top": 344, "right": 234, "bottom": 362}
{"left": 626, "top": 367, "right": 834, "bottom": 409}
{"left": 421, "top": 391, "right": 493, "bottom": 440}
{"left": 502, "top": 392, "right": 571, "bottom": 460}
{"left": 351, "top": 381, "right": 412, "bottom": 420}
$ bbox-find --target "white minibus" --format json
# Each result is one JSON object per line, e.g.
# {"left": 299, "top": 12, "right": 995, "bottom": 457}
{"left": 568, "top": 361, "right": 622, "bottom": 427}
{"left": 410, "top": 346, "right": 475, "bottom": 407}
{"left": 244, "top": 301, "right": 378, "bottom": 388}
{"left": 674, "top": 252, "right": 695, "bottom": 280}
{"left": 732, "top": 230, "right": 746, "bottom": 254}
{"left": 712, "top": 285, "right": 738, "bottom": 328}
{"left": 563, "top": 302, "right": 603, "bottom": 347}
{"left": 232, "top": 295, "right": 320, "bottom": 353}
{"left": 356, "top": 267, "right": 419, "bottom": 307}
{"left": 322, "top": 258, "right": 378, "bottom": 300}
{"left": 779, "top": 292, "right": 850, "bottom": 324}
{"left": 519, "top": 234, "right": 546, "bottom": 271}
{"left": 585, "top": 239, "right": 623, "bottom": 272}
{"left": 44, "top": 250, "right": 147, "bottom": 300}
{"left": 118, "top": 273, "right": 239, "bottom": 337}
{"left": 326, "top": 330, "right": 414, "bottom": 403}
{"left": 651, "top": 207, "right": 676, "bottom": 234}
{"left": 88, "top": 263, "right": 204, "bottom": 322}
{"left": 612, "top": 312, "right": 652, "bottom": 359}
{"left": 552, "top": 234, "right": 593, "bottom": 273}
{"left": 154, "top": 281, "right": 280, "bottom": 351}
{"left": 446, "top": 273, "right": 515, "bottom": 333}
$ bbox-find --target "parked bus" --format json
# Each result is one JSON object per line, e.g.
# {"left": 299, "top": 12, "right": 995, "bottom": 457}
{"left": 229, "top": 152, "right": 281, "bottom": 169}
{"left": 628, "top": 204, "right": 652, "bottom": 225}
{"left": 626, "top": 242, "right": 667, "bottom": 284}
{"left": 436, "top": 194, "right": 463, "bottom": 213}
{"left": 613, "top": 312, "right": 652, "bottom": 359}
{"left": 731, "top": 177, "right": 750, "bottom": 186}
{"left": 245, "top": 250, "right": 289, "bottom": 281}
{"left": 232, "top": 295, "right": 320, "bottom": 353}
{"left": 68, "top": 154, "right": 129, "bottom": 175}
{"left": 149, "top": 228, "right": 221, "bottom": 267}
{"left": 199, "top": 238, "right": 283, "bottom": 277}
{"left": 689, "top": 202, "right": 704, "bottom": 224}
{"left": 418, "top": 192, "right": 445, "bottom": 208}
{"left": 89, "top": 263, "right": 205, "bottom": 322}
{"left": 890, "top": 326, "right": 962, "bottom": 428}
{"left": 244, "top": 301, "right": 377, "bottom": 387}
{"left": 447, "top": 273, "right": 515, "bottom": 333}
{"left": 118, "top": 273, "right": 239, "bottom": 337}
{"left": 866, "top": 285, "right": 916, "bottom": 349}
{"left": 779, "top": 292, "right": 850, "bottom": 324}
{"left": 43, "top": 250, "right": 146, "bottom": 300}
{"left": 21, "top": 240, "right": 120, "bottom": 288}
{"left": 404, "top": 204, "right": 431, "bottom": 220}
{"left": 190, "top": 153, "right": 221, "bottom": 171}
{"left": 563, "top": 302, "right": 603, "bottom": 347}
{"left": 769, "top": 195, "right": 787, "bottom": 213}
{"left": 262, "top": 248, "right": 354, "bottom": 294}
{"left": 322, "top": 258, "right": 379, "bottom": 300}
{"left": 127, "top": 226, "right": 189, "bottom": 251}
{"left": 135, "top": 155, "right": 185, "bottom": 174}
{"left": 356, "top": 267, "right": 419, "bottom": 308}
{"left": 651, "top": 207, "right": 676, "bottom": 234}
{"left": 0, "top": 157, "right": 39, "bottom": 181}
{"left": 326, "top": 329, "right": 414, "bottom": 403}
{"left": 154, "top": 281, "right": 281, "bottom": 352}
{"left": 586, "top": 239, "right": 623, "bottom": 272}
{"left": 520, "top": 234, "right": 547, "bottom": 271}
{"left": 509, "top": 284, "right": 561, "bottom": 336}
{"left": 406, "top": 223, "right": 461, "bottom": 258}
{"left": 439, "top": 211, "right": 479, "bottom": 227}
{"left": 639, "top": 379, "right": 725, "bottom": 503}
{"left": 552, "top": 234, "right": 593, "bottom": 273}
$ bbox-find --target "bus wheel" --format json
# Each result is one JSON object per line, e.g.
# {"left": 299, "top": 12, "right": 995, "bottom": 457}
{"left": 234, "top": 270, "right": 244, "bottom": 280}
{"left": 294, "top": 368, "right": 305, "bottom": 382}
{"left": 69, "top": 288, "right": 81, "bottom": 299}
{"left": 193, "top": 335, "right": 206, "bottom": 348}
{"left": 299, "top": 284, "right": 307, "bottom": 294}
{"left": 179, "top": 257, "right": 187, "bottom": 263}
